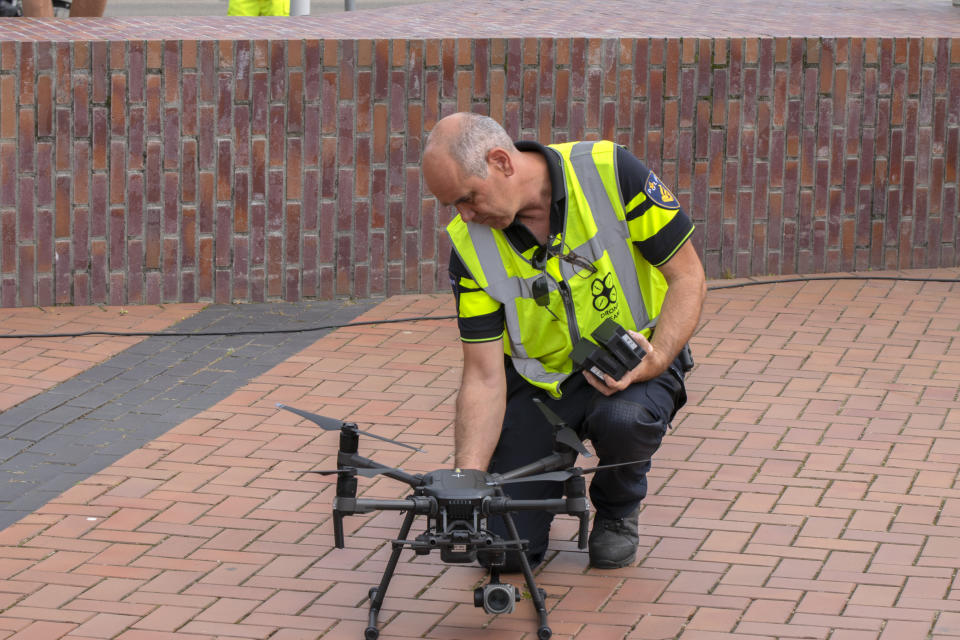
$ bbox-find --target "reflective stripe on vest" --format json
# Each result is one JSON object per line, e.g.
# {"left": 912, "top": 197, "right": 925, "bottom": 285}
{"left": 465, "top": 224, "right": 571, "bottom": 391}
{"left": 449, "top": 141, "right": 652, "bottom": 397}
{"left": 563, "top": 142, "right": 650, "bottom": 329}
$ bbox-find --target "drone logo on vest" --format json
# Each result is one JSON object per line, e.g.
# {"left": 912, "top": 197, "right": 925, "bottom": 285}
{"left": 591, "top": 272, "right": 619, "bottom": 318}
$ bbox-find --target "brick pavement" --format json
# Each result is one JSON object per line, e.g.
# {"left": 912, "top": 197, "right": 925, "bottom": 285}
{"left": 1, "top": 269, "right": 959, "bottom": 639}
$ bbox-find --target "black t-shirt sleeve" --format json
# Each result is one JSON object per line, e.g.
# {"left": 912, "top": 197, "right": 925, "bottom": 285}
{"left": 448, "top": 249, "right": 505, "bottom": 342}
{"left": 616, "top": 146, "right": 695, "bottom": 266}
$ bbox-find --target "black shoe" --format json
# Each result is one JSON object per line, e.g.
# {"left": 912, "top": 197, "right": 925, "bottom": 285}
{"left": 588, "top": 509, "right": 639, "bottom": 569}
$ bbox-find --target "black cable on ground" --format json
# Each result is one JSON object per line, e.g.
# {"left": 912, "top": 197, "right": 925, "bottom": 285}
{"left": 0, "top": 313, "right": 461, "bottom": 340}
{"left": 1, "top": 273, "right": 957, "bottom": 340}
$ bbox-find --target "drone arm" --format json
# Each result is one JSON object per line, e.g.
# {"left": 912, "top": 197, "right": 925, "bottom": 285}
{"left": 337, "top": 451, "right": 423, "bottom": 488}
{"left": 358, "top": 497, "right": 434, "bottom": 514}
{"left": 484, "top": 497, "right": 570, "bottom": 515}
{"left": 335, "top": 496, "right": 434, "bottom": 516}
{"left": 495, "top": 450, "right": 578, "bottom": 482}
{"left": 486, "top": 472, "right": 591, "bottom": 549}
{"left": 332, "top": 495, "right": 433, "bottom": 550}
{"left": 333, "top": 496, "right": 436, "bottom": 516}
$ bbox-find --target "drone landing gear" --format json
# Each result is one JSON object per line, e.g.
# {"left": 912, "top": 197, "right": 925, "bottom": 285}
{"left": 363, "top": 509, "right": 417, "bottom": 640}
{"left": 361, "top": 509, "right": 553, "bottom": 640}
{"left": 472, "top": 512, "right": 551, "bottom": 639}
{"left": 364, "top": 587, "right": 381, "bottom": 640}
{"left": 499, "top": 511, "right": 552, "bottom": 640}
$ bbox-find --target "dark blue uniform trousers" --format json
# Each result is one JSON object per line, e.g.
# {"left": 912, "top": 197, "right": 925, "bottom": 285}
{"left": 485, "top": 351, "right": 689, "bottom": 569}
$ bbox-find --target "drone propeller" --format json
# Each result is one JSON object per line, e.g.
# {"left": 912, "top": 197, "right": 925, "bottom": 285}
{"left": 489, "top": 459, "right": 650, "bottom": 486}
{"left": 297, "top": 467, "right": 396, "bottom": 478}
{"left": 532, "top": 398, "right": 591, "bottom": 458}
{"left": 277, "top": 403, "right": 424, "bottom": 453}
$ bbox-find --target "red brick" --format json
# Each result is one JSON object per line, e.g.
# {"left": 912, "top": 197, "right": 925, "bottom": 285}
{"left": 7, "top": 622, "right": 76, "bottom": 640}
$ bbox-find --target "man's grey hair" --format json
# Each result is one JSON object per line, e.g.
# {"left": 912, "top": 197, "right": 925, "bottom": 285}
{"left": 427, "top": 113, "right": 515, "bottom": 178}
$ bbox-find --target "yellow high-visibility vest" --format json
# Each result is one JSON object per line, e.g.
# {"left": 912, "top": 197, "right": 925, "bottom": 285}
{"left": 448, "top": 141, "right": 683, "bottom": 398}
{"left": 228, "top": 0, "right": 290, "bottom": 16}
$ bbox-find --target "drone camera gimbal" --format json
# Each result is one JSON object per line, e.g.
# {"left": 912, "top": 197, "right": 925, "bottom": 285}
{"left": 476, "top": 581, "right": 521, "bottom": 614}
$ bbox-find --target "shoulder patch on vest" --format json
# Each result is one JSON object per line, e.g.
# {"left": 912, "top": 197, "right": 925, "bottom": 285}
{"left": 644, "top": 172, "right": 680, "bottom": 210}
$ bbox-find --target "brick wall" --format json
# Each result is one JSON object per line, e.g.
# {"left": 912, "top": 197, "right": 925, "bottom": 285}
{"left": 1, "top": 28, "right": 958, "bottom": 306}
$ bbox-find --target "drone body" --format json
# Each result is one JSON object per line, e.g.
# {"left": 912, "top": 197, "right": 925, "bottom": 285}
{"left": 413, "top": 468, "right": 499, "bottom": 564}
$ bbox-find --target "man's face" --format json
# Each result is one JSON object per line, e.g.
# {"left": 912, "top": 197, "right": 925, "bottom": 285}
{"left": 423, "top": 149, "right": 515, "bottom": 229}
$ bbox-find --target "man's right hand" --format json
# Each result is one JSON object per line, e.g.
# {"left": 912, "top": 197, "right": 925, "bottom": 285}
{"left": 582, "top": 329, "right": 659, "bottom": 396}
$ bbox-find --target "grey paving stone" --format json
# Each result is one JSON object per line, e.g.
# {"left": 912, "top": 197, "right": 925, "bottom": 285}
{"left": 81, "top": 365, "right": 130, "bottom": 384}
{"left": 178, "top": 395, "right": 224, "bottom": 410}
{"left": 0, "top": 451, "right": 51, "bottom": 473}
{"left": 7, "top": 421, "right": 66, "bottom": 443}
{"left": 7, "top": 488, "right": 62, "bottom": 512}
{"left": 44, "top": 419, "right": 108, "bottom": 438}
{"left": 141, "top": 369, "right": 187, "bottom": 384}
{"left": 166, "top": 340, "right": 216, "bottom": 355}
{"left": 33, "top": 440, "right": 97, "bottom": 462}
{"left": 65, "top": 392, "right": 121, "bottom": 409}
{"left": 132, "top": 362, "right": 176, "bottom": 378}
{"left": 163, "top": 363, "right": 215, "bottom": 378}
{"left": 206, "top": 335, "right": 254, "bottom": 350}
{"left": 85, "top": 404, "right": 133, "bottom": 421}
{"left": 128, "top": 408, "right": 199, "bottom": 425}
{"left": 0, "top": 482, "right": 37, "bottom": 504}
{"left": 125, "top": 399, "right": 178, "bottom": 415}
{"left": 96, "top": 438, "right": 151, "bottom": 456}
{"left": 92, "top": 378, "right": 143, "bottom": 396}
{"left": 0, "top": 404, "right": 57, "bottom": 429}
{"left": 185, "top": 370, "right": 235, "bottom": 386}
{"left": 35, "top": 404, "right": 92, "bottom": 425}
{"left": 198, "top": 380, "right": 251, "bottom": 398}
{"left": 111, "top": 388, "right": 161, "bottom": 405}
{"left": 0, "top": 508, "right": 31, "bottom": 524}
{"left": 32, "top": 472, "right": 90, "bottom": 495}
{"left": 69, "top": 453, "right": 127, "bottom": 475}
{"left": 13, "top": 393, "right": 72, "bottom": 414}
{"left": 42, "top": 378, "right": 99, "bottom": 396}
{"left": 157, "top": 384, "right": 207, "bottom": 402}
{"left": 94, "top": 353, "right": 150, "bottom": 369}
{"left": 0, "top": 438, "right": 28, "bottom": 462}
{"left": 123, "top": 351, "right": 184, "bottom": 366}
{"left": 222, "top": 344, "right": 275, "bottom": 359}
{"left": 199, "top": 372, "right": 249, "bottom": 386}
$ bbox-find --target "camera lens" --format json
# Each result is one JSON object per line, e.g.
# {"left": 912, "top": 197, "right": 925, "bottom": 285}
{"left": 484, "top": 585, "right": 513, "bottom": 614}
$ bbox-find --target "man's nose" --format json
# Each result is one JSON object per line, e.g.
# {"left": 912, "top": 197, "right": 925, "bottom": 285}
{"left": 456, "top": 203, "right": 474, "bottom": 220}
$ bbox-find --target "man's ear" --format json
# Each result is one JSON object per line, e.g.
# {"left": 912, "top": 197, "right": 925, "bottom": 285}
{"left": 486, "top": 148, "right": 514, "bottom": 176}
